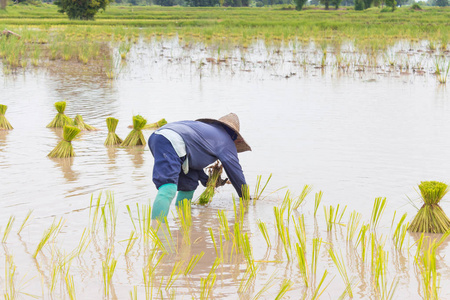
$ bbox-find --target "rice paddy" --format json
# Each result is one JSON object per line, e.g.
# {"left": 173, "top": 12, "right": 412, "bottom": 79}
{"left": 1, "top": 4, "right": 450, "bottom": 299}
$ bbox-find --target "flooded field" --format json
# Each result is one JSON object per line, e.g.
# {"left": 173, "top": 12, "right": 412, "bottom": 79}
{"left": 1, "top": 37, "right": 450, "bottom": 299}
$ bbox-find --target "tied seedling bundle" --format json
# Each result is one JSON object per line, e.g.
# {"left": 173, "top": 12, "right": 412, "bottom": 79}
{"left": 74, "top": 115, "right": 97, "bottom": 131}
{"left": 121, "top": 115, "right": 147, "bottom": 147}
{"left": 0, "top": 104, "right": 13, "bottom": 130}
{"left": 409, "top": 181, "right": 450, "bottom": 233}
{"left": 144, "top": 118, "right": 167, "bottom": 130}
{"left": 47, "top": 101, "right": 73, "bottom": 128}
{"left": 198, "top": 162, "right": 224, "bottom": 205}
{"left": 48, "top": 125, "right": 81, "bottom": 158}
{"left": 104, "top": 117, "right": 122, "bottom": 146}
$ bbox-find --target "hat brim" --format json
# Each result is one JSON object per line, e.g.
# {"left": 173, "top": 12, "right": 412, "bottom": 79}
{"left": 196, "top": 118, "right": 252, "bottom": 153}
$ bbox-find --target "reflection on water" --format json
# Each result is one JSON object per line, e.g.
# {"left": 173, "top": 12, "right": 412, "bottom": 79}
{"left": 51, "top": 157, "right": 79, "bottom": 182}
{"left": 0, "top": 38, "right": 449, "bottom": 299}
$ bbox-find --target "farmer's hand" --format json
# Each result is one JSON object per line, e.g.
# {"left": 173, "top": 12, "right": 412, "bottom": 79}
{"left": 215, "top": 176, "right": 229, "bottom": 187}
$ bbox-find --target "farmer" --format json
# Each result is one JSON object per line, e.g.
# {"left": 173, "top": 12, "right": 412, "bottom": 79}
{"left": 148, "top": 113, "right": 251, "bottom": 221}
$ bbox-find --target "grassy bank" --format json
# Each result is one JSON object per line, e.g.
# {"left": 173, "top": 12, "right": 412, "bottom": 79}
{"left": 0, "top": 5, "right": 449, "bottom": 42}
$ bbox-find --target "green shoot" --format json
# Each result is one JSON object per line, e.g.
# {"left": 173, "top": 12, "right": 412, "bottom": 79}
{"left": 102, "top": 248, "right": 118, "bottom": 298}
{"left": 292, "top": 184, "right": 313, "bottom": 210}
{"left": 314, "top": 191, "right": 323, "bottom": 218}
{"left": 166, "top": 260, "right": 184, "bottom": 290}
{"left": 184, "top": 252, "right": 204, "bottom": 276}
{"left": 257, "top": 219, "right": 271, "bottom": 248}
{"left": 328, "top": 247, "right": 354, "bottom": 298}
{"left": 253, "top": 173, "right": 272, "bottom": 201}
{"left": 2, "top": 215, "right": 15, "bottom": 243}
{"left": 17, "top": 210, "right": 33, "bottom": 235}
{"left": 346, "top": 211, "right": 362, "bottom": 242}
{"left": 370, "top": 197, "right": 387, "bottom": 229}
{"left": 274, "top": 279, "right": 293, "bottom": 300}
{"left": 33, "top": 217, "right": 65, "bottom": 258}
{"left": 392, "top": 213, "right": 408, "bottom": 251}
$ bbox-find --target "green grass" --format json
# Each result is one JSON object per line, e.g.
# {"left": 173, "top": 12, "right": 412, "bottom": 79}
{"left": 0, "top": 5, "right": 448, "bottom": 43}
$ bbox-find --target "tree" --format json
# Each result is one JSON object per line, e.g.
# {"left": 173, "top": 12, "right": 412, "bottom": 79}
{"left": 320, "top": 0, "right": 330, "bottom": 9}
{"left": 435, "top": 0, "right": 448, "bottom": 6}
{"left": 54, "top": 0, "right": 110, "bottom": 20}
{"left": 385, "top": 0, "right": 396, "bottom": 10}
{"left": 363, "top": 0, "right": 372, "bottom": 8}
{"left": 1, "top": 0, "right": 6, "bottom": 10}
{"left": 294, "top": 0, "right": 307, "bottom": 9}
{"left": 331, "top": 0, "right": 342, "bottom": 8}
{"left": 354, "top": 0, "right": 365, "bottom": 9}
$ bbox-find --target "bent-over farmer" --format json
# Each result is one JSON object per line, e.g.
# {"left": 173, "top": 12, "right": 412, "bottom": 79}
{"left": 148, "top": 113, "right": 251, "bottom": 221}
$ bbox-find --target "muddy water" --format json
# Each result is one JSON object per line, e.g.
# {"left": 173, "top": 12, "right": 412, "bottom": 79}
{"left": 1, "top": 38, "right": 450, "bottom": 299}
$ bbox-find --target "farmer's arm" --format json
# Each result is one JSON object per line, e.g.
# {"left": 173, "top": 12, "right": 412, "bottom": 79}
{"left": 218, "top": 147, "right": 246, "bottom": 198}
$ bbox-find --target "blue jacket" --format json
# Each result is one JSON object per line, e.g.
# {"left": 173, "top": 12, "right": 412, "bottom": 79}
{"left": 156, "top": 120, "right": 246, "bottom": 197}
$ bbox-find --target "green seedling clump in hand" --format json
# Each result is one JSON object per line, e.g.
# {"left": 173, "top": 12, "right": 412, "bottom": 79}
{"left": 104, "top": 117, "right": 122, "bottom": 146}
{"left": 121, "top": 115, "right": 147, "bottom": 147}
{"left": 198, "top": 162, "right": 223, "bottom": 205}
{"left": 74, "top": 114, "right": 97, "bottom": 131}
{"left": 0, "top": 104, "right": 13, "bottom": 130}
{"left": 409, "top": 181, "right": 450, "bottom": 233}
{"left": 48, "top": 125, "right": 80, "bottom": 158}
{"left": 144, "top": 118, "right": 168, "bottom": 130}
{"left": 47, "top": 101, "right": 73, "bottom": 128}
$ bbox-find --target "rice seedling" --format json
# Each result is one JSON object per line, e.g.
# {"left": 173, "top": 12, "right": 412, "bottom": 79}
{"left": 208, "top": 227, "right": 218, "bottom": 256}
{"left": 104, "top": 117, "right": 123, "bottom": 146}
{"left": 274, "top": 279, "right": 293, "bottom": 300}
{"left": 47, "top": 101, "right": 73, "bottom": 128}
{"left": 102, "top": 248, "right": 118, "bottom": 298}
{"left": 314, "top": 191, "right": 323, "bottom": 218}
{"left": 370, "top": 197, "right": 386, "bottom": 230}
{"left": 166, "top": 260, "right": 184, "bottom": 290}
{"left": 4, "top": 255, "right": 17, "bottom": 299}
{"left": 123, "top": 231, "right": 137, "bottom": 256}
{"left": 176, "top": 199, "right": 192, "bottom": 245}
{"left": 65, "top": 272, "right": 76, "bottom": 300}
{"left": 68, "top": 228, "right": 91, "bottom": 261}
{"left": 130, "top": 286, "right": 137, "bottom": 300}
{"left": 143, "top": 252, "right": 165, "bottom": 299}
{"left": 89, "top": 193, "right": 103, "bottom": 233}
{"left": 217, "top": 210, "right": 230, "bottom": 241}
{"left": 73, "top": 114, "right": 97, "bottom": 131}
{"left": 274, "top": 206, "right": 292, "bottom": 261}
{"left": 311, "top": 270, "right": 333, "bottom": 300}
{"left": 257, "top": 219, "right": 271, "bottom": 248}
{"left": 200, "top": 258, "right": 220, "bottom": 300}
{"left": 184, "top": 252, "right": 204, "bottom": 276}
{"left": 292, "top": 184, "right": 312, "bottom": 210}
{"left": 0, "top": 104, "right": 13, "bottom": 130}
{"left": 121, "top": 115, "right": 147, "bottom": 147}
{"left": 2, "top": 216, "right": 15, "bottom": 243}
{"left": 346, "top": 211, "right": 361, "bottom": 242}
{"left": 198, "top": 162, "right": 223, "bottom": 205}
{"left": 143, "top": 118, "right": 168, "bottom": 130}
{"left": 295, "top": 242, "right": 309, "bottom": 287}
{"left": 392, "top": 213, "right": 408, "bottom": 251}
{"left": 434, "top": 58, "right": 449, "bottom": 84}
{"left": 47, "top": 125, "right": 81, "bottom": 158}
{"left": 355, "top": 223, "right": 369, "bottom": 263}
{"left": 33, "top": 217, "right": 65, "bottom": 259}
{"left": 409, "top": 181, "right": 450, "bottom": 233}
{"left": 328, "top": 247, "right": 354, "bottom": 298}
{"left": 17, "top": 210, "right": 33, "bottom": 235}
{"left": 253, "top": 173, "right": 272, "bottom": 201}
{"left": 415, "top": 240, "right": 440, "bottom": 300}
{"left": 324, "top": 204, "right": 347, "bottom": 232}
{"left": 251, "top": 272, "right": 277, "bottom": 300}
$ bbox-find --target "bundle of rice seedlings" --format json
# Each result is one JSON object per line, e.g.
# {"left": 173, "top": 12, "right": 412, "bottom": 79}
{"left": 48, "top": 125, "right": 81, "bottom": 158}
{"left": 74, "top": 115, "right": 98, "bottom": 131}
{"left": 409, "top": 181, "right": 450, "bottom": 233}
{"left": 121, "top": 115, "right": 147, "bottom": 147}
{"left": 47, "top": 101, "right": 73, "bottom": 128}
{"left": 104, "top": 117, "right": 122, "bottom": 146}
{"left": 0, "top": 104, "right": 13, "bottom": 130}
{"left": 143, "top": 118, "right": 168, "bottom": 130}
{"left": 198, "top": 162, "right": 223, "bottom": 205}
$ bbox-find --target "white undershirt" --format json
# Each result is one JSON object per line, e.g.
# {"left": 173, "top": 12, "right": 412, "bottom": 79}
{"left": 155, "top": 129, "right": 189, "bottom": 174}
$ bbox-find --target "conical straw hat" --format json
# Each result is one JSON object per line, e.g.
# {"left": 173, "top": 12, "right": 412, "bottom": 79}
{"left": 196, "top": 113, "right": 251, "bottom": 153}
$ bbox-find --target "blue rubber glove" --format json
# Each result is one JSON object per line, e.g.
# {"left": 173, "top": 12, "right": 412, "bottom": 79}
{"left": 175, "top": 190, "right": 195, "bottom": 207}
{"left": 151, "top": 183, "right": 177, "bottom": 221}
